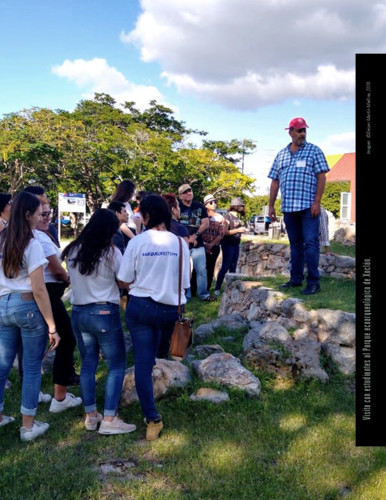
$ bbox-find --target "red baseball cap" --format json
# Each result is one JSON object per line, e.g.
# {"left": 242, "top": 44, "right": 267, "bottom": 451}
{"left": 285, "top": 117, "right": 309, "bottom": 130}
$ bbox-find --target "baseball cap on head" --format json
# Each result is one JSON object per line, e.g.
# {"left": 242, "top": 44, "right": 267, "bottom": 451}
{"left": 178, "top": 184, "right": 192, "bottom": 195}
{"left": 285, "top": 117, "right": 309, "bottom": 130}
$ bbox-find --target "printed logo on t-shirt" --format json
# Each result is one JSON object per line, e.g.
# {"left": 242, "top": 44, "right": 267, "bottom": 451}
{"left": 179, "top": 208, "right": 202, "bottom": 228}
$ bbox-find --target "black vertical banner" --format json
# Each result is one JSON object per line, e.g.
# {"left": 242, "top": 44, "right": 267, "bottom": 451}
{"left": 356, "top": 54, "right": 385, "bottom": 446}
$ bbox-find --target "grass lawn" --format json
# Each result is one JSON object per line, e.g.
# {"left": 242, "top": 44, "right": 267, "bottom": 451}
{"left": 2, "top": 254, "right": 385, "bottom": 499}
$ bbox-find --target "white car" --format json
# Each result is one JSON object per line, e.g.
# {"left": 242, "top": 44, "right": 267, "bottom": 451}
{"left": 252, "top": 216, "right": 266, "bottom": 234}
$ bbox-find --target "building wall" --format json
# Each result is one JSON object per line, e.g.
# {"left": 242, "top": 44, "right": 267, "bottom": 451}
{"left": 326, "top": 153, "right": 355, "bottom": 223}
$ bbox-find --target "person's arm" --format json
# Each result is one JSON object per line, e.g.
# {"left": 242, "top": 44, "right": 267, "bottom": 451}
{"left": 311, "top": 173, "right": 327, "bottom": 217}
{"left": 188, "top": 217, "right": 209, "bottom": 246}
{"left": 30, "top": 266, "right": 60, "bottom": 349}
{"left": 134, "top": 214, "right": 143, "bottom": 235}
{"left": 225, "top": 226, "right": 246, "bottom": 236}
{"left": 268, "top": 180, "right": 280, "bottom": 221}
{"left": 46, "top": 254, "right": 69, "bottom": 284}
{"left": 120, "top": 223, "right": 135, "bottom": 239}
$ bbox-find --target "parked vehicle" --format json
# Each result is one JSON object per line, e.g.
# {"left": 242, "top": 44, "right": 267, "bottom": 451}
{"left": 248, "top": 215, "right": 267, "bottom": 234}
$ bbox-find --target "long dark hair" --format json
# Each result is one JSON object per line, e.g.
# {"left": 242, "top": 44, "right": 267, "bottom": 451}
{"left": 140, "top": 194, "right": 171, "bottom": 231}
{"left": 1, "top": 191, "right": 41, "bottom": 278}
{"left": 61, "top": 209, "right": 119, "bottom": 275}
{"left": 111, "top": 180, "right": 136, "bottom": 203}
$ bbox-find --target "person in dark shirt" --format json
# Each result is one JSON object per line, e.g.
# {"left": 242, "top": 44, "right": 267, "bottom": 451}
{"left": 178, "top": 184, "right": 215, "bottom": 302}
{"left": 214, "top": 197, "right": 247, "bottom": 296}
{"left": 108, "top": 201, "right": 129, "bottom": 254}
{"left": 162, "top": 193, "right": 189, "bottom": 245}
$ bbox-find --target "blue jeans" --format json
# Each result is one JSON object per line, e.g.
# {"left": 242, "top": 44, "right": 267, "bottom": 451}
{"left": 215, "top": 241, "right": 240, "bottom": 291}
{"left": 71, "top": 303, "right": 126, "bottom": 416}
{"left": 0, "top": 293, "right": 48, "bottom": 416}
{"left": 188, "top": 246, "right": 209, "bottom": 300}
{"left": 125, "top": 296, "right": 179, "bottom": 421}
{"left": 284, "top": 209, "right": 320, "bottom": 285}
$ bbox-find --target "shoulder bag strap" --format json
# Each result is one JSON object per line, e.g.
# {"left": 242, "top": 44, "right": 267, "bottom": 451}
{"left": 177, "top": 236, "right": 183, "bottom": 317}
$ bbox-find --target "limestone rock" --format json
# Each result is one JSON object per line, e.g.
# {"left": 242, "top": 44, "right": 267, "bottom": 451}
{"left": 120, "top": 358, "right": 191, "bottom": 405}
{"left": 315, "top": 309, "right": 355, "bottom": 347}
{"left": 194, "top": 313, "right": 249, "bottom": 343}
{"left": 289, "top": 339, "right": 329, "bottom": 383}
{"left": 242, "top": 325, "right": 263, "bottom": 351}
{"left": 322, "top": 344, "right": 356, "bottom": 375}
{"left": 192, "top": 352, "right": 261, "bottom": 397}
{"left": 193, "top": 344, "right": 225, "bottom": 357}
{"left": 259, "top": 321, "right": 291, "bottom": 343}
{"left": 189, "top": 388, "right": 230, "bottom": 403}
{"left": 243, "top": 344, "right": 294, "bottom": 378}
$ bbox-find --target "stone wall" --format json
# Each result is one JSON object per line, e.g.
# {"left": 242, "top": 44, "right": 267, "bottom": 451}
{"left": 218, "top": 278, "right": 356, "bottom": 376}
{"left": 237, "top": 241, "right": 356, "bottom": 280}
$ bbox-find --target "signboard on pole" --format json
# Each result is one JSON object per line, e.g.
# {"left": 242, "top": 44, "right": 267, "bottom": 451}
{"left": 57, "top": 193, "right": 86, "bottom": 243}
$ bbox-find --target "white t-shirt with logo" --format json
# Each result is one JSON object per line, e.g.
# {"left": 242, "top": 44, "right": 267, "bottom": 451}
{"left": 66, "top": 246, "right": 122, "bottom": 305}
{"left": 0, "top": 237, "right": 47, "bottom": 295}
{"left": 118, "top": 229, "right": 190, "bottom": 306}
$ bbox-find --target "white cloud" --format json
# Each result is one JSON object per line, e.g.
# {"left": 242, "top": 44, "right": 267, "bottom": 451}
{"left": 52, "top": 58, "right": 169, "bottom": 111}
{"left": 122, "top": 0, "right": 386, "bottom": 109}
{"left": 161, "top": 65, "right": 355, "bottom": 110}
{"left": 320, "top": 132, "right": 356, "bottom": 154}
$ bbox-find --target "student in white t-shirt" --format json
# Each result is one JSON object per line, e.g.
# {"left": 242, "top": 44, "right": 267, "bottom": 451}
{"left": 62, "top": 209, "right": 136, "bottom": 436}
{"left": 118, "top": 194, "right": 190, "bottom": 441}
{"left": 34, "top": 196, "right": 82, "bottom": 414}
{"left": 0, "top": 192, "right": 60, "bottom": 442}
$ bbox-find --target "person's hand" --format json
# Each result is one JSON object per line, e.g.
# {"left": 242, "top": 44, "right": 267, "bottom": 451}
{"left": 204, "top": 243, "right": 213, "bottom": 254}
{"left": 188, "top": 234, "right": 198, "bottom": 246}
{"left": 310, "top": 202, "right": 321, "bottom": 217}
{"left": 48, "top": 331, "right": 61, "bottom": 350}
{"left": 268, "top": 207, "right": 277, "bottom": 222}
{"left": 239, "top": 227, "right": 247, "bottom": 234}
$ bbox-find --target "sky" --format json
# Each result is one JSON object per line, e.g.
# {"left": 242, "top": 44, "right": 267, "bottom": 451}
{"left": 1, "top": 0, "right": 385, "bottom": 194}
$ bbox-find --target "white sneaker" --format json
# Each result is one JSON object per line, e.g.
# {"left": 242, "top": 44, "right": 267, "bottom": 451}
{"left": 85, "top": 412, "right": 103, "bottom": 431}
{"left": 49, "top": 393, "right": 82, "bottom": 413}
{"left": 214, "top": 290, "right": 221, "bottom": 296}
{"left": 0, "top": 415, "right": 15, "bottom": 427}
{"left": 38, "top": 391, "right": 52, "bottom": 403}
{"left": 98, "top": 416, "right": 136, "bottom": 435}
{"left": 20, "top": 421, "right": 49, "bottom": 441}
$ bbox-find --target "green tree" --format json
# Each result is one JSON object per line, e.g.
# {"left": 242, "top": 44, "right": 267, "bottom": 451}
{"left": 322, "top": 181, "right": 350, "bottom": 218}
{"left": 0, "top": 94, "right": 257, "bottom": 216}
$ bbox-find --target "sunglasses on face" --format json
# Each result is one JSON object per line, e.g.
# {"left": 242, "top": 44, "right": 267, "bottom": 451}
{"left": 207, "top": 200, "right": 217, "bottom": 205}
{"left": 182, "top": 189, "right": 192, "bottom": 194}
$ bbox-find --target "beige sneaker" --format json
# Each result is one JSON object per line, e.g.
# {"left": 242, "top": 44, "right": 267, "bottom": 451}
{"left": 144, "top": 418, "right": 163, "bottom": 441}
{"left": 49, "top": 393, "right": 82, "bottom": 413}
{"left": 85, "top": 412, "right": 103, "bottom": 431}
{"left": 98, "top": 416, "right": 136, "bottom": 435}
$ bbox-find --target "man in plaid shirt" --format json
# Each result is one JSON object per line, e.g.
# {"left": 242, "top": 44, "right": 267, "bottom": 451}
{"left": 268, "top": 117, "right": 329, "bottom": 295}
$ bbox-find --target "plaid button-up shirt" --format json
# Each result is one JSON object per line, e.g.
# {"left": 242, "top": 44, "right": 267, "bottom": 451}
{"left": 268, "top": 141, "right": 329, "bottom": 213}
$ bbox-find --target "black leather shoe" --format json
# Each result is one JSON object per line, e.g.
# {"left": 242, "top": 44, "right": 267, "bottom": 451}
{"left": 301, "top": 284, "right": 321, "bottom": 295}
{"left": 280, "top": 281, "right": 302, "bottom": 289}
